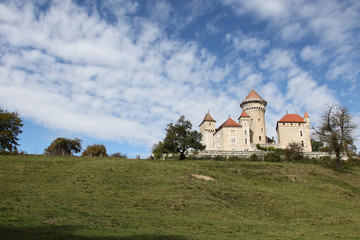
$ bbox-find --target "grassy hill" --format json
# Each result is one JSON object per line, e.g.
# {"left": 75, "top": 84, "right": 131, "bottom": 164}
{"left": 1, "top": 155, "right": 360, "bottom": 239}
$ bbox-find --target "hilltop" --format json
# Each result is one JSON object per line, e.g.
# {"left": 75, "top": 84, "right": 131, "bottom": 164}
{"left": 1, "top": 155, "right": 360, "bottom": 239}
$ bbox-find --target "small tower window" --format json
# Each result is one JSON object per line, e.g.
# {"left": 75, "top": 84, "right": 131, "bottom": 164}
{"left": 231, "top": 138, "right": 236, "bottom": 145}
{"left": 258, "top": 118, "right": 260, "bottom": 122}
{"left": 301, "top": 140, "right": 304, "bottom": 147}
{"left": 259, "top": 136, "right": 262, "bottom": 141}
{"left": 283, "top": 123, "right": 285, "bottom": 126}
{"left": 261, "top": 128, "right": 263, "bottom": 132}
{"left": 245, "top": 139, "right": 248, "bottom": 145}
{"left": 244, "top": 130, "right": 247, "bottom": 135}
{"left": 209, "top": 123, "right": 211, "bottom": 126}
{"left": 231, "top": 130, "right": 236, "bottom": 134}
{"left": 300, "top": 131, "right": 303, "bottom": 137}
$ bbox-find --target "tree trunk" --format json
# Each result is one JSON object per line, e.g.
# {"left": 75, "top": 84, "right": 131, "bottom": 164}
{"left": 180, "top": 151, "right": 186, "bottom": 160}
{"left": 336, "top": 151, "right": 341, "bottom": 170}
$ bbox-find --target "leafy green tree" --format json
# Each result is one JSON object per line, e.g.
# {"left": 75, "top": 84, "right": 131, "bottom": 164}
{"left": 82, "top": 144, "right": 108, "bottom": 157}
{"left": 0, "top": 107, "right": 23, "bottom": 152}
{"left": 284, "top": 142, "right": 304, "bottom": 161}
{"left": 311, "top": 138, "right": 324, "bottom": 152}
{"left": 156, "top": 116, "right": 205, "bottom": 160}
{"left": 314, "top": 105, "right": 357, "bottom": 169}
{"left": 44, "top": 138, "right": 82, "bottom": 156}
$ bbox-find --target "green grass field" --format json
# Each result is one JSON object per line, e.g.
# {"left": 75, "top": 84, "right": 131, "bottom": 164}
{"left": 1, "top": 155, "right": 360, "bottom": 239}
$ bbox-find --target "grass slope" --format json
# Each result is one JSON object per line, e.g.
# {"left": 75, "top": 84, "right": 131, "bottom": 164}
{"left": 1, "top": 155, "right": 360, "bottom": 239}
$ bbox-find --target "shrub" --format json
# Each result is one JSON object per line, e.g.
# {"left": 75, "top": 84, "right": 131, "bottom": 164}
{"left": 82, "top": 144, "right": 108, "bottom": 157}
{"left": 264, "top": 152, "right": 281, "bottom": 162}
{"left": 249, "top": 154, "right": 260, "bottom": 162}
{"left": 284, "top": 142, "right": 304, "bottom": 162}
{"left": 110, "top": 152, "right": 127, "bottom": 159}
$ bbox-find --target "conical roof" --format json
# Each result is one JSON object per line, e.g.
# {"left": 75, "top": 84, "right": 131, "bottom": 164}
{"left": 199, "top": 112, "right": 216, "bottom": 126}
{"left": 304, "top": 112, "right": 310, "bottom": 118}
{"left": 244, "top": 89, "right": 264, "bottom": 101}
{"left": 238, "top": 110, "right": 250, "bottom": 119}
{"left": 240, "top": 89, "right": 267, "bottom": 108}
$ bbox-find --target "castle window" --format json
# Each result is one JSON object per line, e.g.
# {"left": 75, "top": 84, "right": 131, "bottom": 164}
{"left": 244, "top": 122, "right": 247, "bottom": 126}
{"left": 301, "top": 140, "right": 304, "bottom": 147}
{"left": 290, "top": 123, "right": 293, "bottom": 126}
{"left": 300, "top": 131, "right": 303, "bottom": 137}
{"left": 258, "top": 118, "right": 260, "bottom": 122}
{"left": 244, "top": 149, "right": 249, "bottom": 152}
{"left": 245, "top": 139, "right": 248, "bottom": 145}
{"left": 259, "top": 136, "right": 262, "bottom": 141}
{"left": 283, "top": 123, "right": 285, "bottom": 126}
{"left": 231, "top": 130, "right": 236, "bottom": 134}
{"left": 209, "top": 123, "right": 211, "bottom": 126}
{"left": 251, "top": 119, "right": 253, "bottom": 122}
{"left": 231, "top": 138, "right": 236, "bottom": 145}
{"left": 298, "top": 123, "right": 301, "bottom": 126}
{"left": 244, "top": 130, "right": 247, "bottom": 135}
{"left": 261, "top": 128, "right": 263, "bottom": 132}
{"left": 231, "top": 149, "right": 236, "bottom": 151}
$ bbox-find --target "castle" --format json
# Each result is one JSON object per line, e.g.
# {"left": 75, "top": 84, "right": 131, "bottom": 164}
{"left": 199, "top": 89, "right": 312, "bottom": 152}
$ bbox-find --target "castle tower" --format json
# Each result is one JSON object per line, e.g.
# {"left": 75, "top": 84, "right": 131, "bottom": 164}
{"left": 240, "top": 89, "right": 267, "bottom": 145}
{"left": 199, "top": 112, "right": 216, "bottom": 150}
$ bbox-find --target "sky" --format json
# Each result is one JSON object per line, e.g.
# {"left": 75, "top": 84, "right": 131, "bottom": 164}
{"left": 0, "top": 0, "right": 359, "bottom": 157}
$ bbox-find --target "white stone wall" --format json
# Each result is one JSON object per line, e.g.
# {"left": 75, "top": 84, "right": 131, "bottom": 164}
{"left": 277, "top": 122, "right": 312, "bottom": 152}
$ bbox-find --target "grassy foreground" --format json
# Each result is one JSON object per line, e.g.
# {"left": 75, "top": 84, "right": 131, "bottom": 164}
{"left": 1, "top": 155, "right": 360, "bottom": 239}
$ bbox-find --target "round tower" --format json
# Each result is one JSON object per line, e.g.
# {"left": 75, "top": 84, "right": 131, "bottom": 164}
{"left": 240, "top": 89, "right": 267, "bottom": 145}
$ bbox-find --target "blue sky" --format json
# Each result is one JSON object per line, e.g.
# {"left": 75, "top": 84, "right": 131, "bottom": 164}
{"left": 0, "top": 0, "right": 359, "bottom": 157}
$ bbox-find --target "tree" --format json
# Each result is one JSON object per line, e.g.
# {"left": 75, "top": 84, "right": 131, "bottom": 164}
{"left": 284, "top": 142, "right": 304, "bottom": 161}
{"left": 314, "top": 105, "right": 357, "bottom": 169}
{"left": 155, "top": 116, "right": 205, "bottom": 160}
{"left": 44, "top": 138, "right": 82, "bottom": 156}
{"left": 82, "top": 144, "right": 108, "bottom": 157}
{"left": 0, "top": 107, "right": 23, "bottom": 152}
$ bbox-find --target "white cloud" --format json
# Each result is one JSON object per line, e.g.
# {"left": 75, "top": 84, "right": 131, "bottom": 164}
{"left": 0, "top": 0, "right": 233, "bottom": 148}
{"left": 226, "top": 32, "right": 269, "bottom": 55}
{"left": 300, "top": 45, "right": 326, "bottom": 67}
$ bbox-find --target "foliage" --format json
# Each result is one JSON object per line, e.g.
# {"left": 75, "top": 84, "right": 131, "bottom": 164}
{"left": 249, "top": 153, "right": 260, "bottom": 161}
{"left": 151, "top": 141, "right": 169, "bottom": 159}
{"left": 256, "top": 144, "right": 284, "bottom": 155}
{"left": 157, "top": 116, "right": 205, "bottom": 160}
{"left": 82, "top": 144, "right": 108, "bottom": 157}
{"left": 314, "top": 104, "right": 357, "bottom": 169}
{"left": 110, "top": 152, "right": 127, "bottom": 158}
{"left": 311, "top": 138, "right": 324, "bottom": 152}
{"left": 284, "top": 142, "right": 304, "bottom": 162}
{"left": 44, "top": 137, "right": 82, "bottom": 156}
{"left": 0, "top": 107, "right": 23, "bottom": 152}
{"left": 264, "top": 152, "right": 282, "bottom": 162}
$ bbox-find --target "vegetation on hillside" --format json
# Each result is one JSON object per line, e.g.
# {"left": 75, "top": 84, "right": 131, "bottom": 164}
{"left": 44, "top": 137, "right": 82, "bottom": 156}
{"left": 153, "top": 116, "right": 204, "bottom": 160}
{"left": 0, "top": 107, "right": 23, "bottom": 152}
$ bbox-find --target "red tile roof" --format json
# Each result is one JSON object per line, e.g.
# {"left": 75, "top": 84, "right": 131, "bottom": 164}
{"left": 239, "top": 110, "right": 250, "bottom": 118}
{"left": 304, "top": 112, "right": 310, "bottom": 118}
{"left": 278, "top": 114, "right": 305, "bottom": 123}
{"left": 219, "top": 117, "right": 241, "bottom": 128}
{"left": 244, "top": 89, "right": 264, "bottom": 101}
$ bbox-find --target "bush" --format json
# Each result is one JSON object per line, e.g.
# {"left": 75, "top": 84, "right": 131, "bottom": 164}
{"left": 82, "top": 144, "right": 108, "bottom": 157}
{"left": 264, "top": 152, "right": 281, "bottom": 162}
{"left": 110, "top": 152, "right": 127, "bottom": 159}
{"left": 284, "top": 142, "right": 304, "bottom": 162}
{"left": 250, "top": 154, "right": 261, "bottom": 162}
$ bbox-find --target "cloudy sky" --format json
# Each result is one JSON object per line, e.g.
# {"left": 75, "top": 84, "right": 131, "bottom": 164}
{"left": 0, "top": 0, "right": 359, "bottom": 157}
